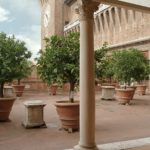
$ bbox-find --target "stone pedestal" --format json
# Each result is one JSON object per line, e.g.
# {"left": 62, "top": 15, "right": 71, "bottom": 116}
{"left": 101, "top": 86, "right": 115, "bottom": 100}
{"left": 4, "top": 86, "right": 15, "bottom": 97}
{"left": 136, "top": 85, "right": 147, "bottom": 95}
{"left": 22, "top": 100, "right": 46, "bottom": 128}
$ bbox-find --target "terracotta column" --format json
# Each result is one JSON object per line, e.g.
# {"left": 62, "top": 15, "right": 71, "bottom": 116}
{"left": 74, "top": 1, "right": 99, "bottom": 150}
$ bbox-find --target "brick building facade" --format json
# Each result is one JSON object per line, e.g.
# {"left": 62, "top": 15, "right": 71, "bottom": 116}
{"left": 40, "top": 0, "right": 150, "bottom": 57}
{"left": 38, "top": 0, "right": 150, "bottom": 90}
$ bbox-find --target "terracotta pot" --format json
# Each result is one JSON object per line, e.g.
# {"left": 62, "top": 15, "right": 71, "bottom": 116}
{"left": 55, "top": 101, "right": 79, "bottom": 131}
{"left": 115, "top": 88, "right": 135, "bottom": 105}
{"left": 136, "top": 85, "right": 147, "bottom": 95}
{"left": 49, "top": 84, "right": 58, "bottom": 95}
{"left": 127, "top": 86, "right": 137, "bottom": 96}
{"left": 13, "top": 85, "right": 25, "bottom": 97}
{"left": 0, "top": 97, "right": 16, "bottom": 121}
{"left": 127, "top": 86, "right": 137, "bottom": 90}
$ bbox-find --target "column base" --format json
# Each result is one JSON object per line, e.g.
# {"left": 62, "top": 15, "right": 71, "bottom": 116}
{"left": 74, "top": 145, "right": 99, "bottom": 150}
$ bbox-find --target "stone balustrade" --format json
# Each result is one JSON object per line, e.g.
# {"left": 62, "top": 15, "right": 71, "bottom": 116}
{"left": 64, "top": 5, "right": 150, "bottom": 50}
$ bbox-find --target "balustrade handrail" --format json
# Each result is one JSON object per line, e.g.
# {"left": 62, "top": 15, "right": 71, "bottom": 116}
{"left": 64, "top": 5, "right": 111, "bottom": 32}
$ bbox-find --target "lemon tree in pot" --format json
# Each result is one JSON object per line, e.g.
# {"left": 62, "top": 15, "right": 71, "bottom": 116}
{"left": 36, "top": 33, "right": 79, "bottom": 131}
{"left": 0, "top": 32, "right": 31, "bottom": 121}
{"left": 95, "top": 43, "right": 109, "bottom": 85}
{"left": 102, "top": 57, "right": 115, "bottom": 86}
{"left": 100, "top": 57, "right": 116, "bottom": 100}
{"left": 95, "top": 44, "right": 115, "bottom": 100}
{"left": 13, "top": 60, "right": 32, "bottom": 97}
{"left": 134, "top": 61, "right": 150, "bottom": 95}
{"left": 112, "top": 48, "right": 149, "bottom": 105}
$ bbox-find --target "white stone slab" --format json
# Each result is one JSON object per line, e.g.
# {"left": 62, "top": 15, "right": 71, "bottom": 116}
{"left": 94, "top": 0, "right": 150, "bottom": 12}
{"left": 119, "top": 0, "right": 150, "bottom": 7}
{"left": 65, "top": 137, "right": 150, "bottom": 150}
{"left": 24, "top": 100, "right": 46, "bottom": 106}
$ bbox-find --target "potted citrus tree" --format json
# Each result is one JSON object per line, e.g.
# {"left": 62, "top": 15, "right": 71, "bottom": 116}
{"left": 112, "top": 48, "right": 149, "bottom": 104}
{"left": 101, "top": 57, "right": 116, "bottom": 100}
{"left": 102, "top": 57, "right": 115, "bottom": 86}
{"left": 36, "top": 32, "right": 79, "bottom": 131}
{"left": 95, "top": 43, "right": 109, "bottom": 86}
{"left": 95, "top": 44, "right": 117, "bottom": 100}
{"left": 134, "top": 59, "right": 150, "bottom": 95}
{"left": 0, "top": 32, "right": 31, "bottom": 121}
{"left": 13, "top": 60, "right": 32, "bottom": 97}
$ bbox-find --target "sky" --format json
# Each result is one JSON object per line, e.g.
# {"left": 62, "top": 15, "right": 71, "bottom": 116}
{"left": 0, "top": 0, "right": 41, "bottom": 60}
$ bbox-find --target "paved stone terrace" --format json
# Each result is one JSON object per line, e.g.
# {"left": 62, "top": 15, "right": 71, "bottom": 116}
{"left": 1, "top": 90, "right": 150, "bottom": 150}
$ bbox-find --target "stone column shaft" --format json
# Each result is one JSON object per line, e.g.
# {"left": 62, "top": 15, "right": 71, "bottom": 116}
{"left": 98, "top": 13, "right": 104, "bottom": 43}
{"left": 114, "top": 7, "right": 121, "bottom": 29}
{"left": 74, "top": 1, "right": 99, "bottom": 150}
{"left": 98, "top": 14, "right": 104, "bottom": 33}
{"left": 103, "top": 12, "right": 109, "bottom": 30}
{"left": 121, "top": 8, "right": 127, "bottom": 26}
{"left": 94, "top": 17, "right": 99, "bottom": 33}
{"left": 148, "top": 50, "right": 150, "bottom": 91}
{"left": 80, "top": 17, "right": 95, "bottom": 146}
{"left": 128, "top": 10, "right": 135, "bottom": 24}
{"left": 135, "top": 11, "right": 143, "bottom": 22}
{"left": 109, "top": 8, "right": 115, "bottom": 28}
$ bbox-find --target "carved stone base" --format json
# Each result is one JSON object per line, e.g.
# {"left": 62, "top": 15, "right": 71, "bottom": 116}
{"left": 22, "top": 122, "right": 46, "bottom": 129}
{"left": 74, "top": 145, "right": 98, "bottom": 150}
{"left": 101, "top": 86, "right": 115, "bottom": 100}
{"left": 23, "top": 100, "right": 46, "bottom": 129}
{"left": 4, "top": 86, "right": 15, "bottom": 97}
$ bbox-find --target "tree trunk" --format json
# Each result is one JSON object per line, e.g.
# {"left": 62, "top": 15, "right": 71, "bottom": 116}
{"left": 69, "top": 82, "right": 75, "bottom": 103}
{"left": 109, "top": 77, "right": 112, "bottom": 84}
{"left": 0, "top": 82, "right": 4, "bottom": 97}
{"left": 18, "top": 79, "right": 21, "bottom": 85}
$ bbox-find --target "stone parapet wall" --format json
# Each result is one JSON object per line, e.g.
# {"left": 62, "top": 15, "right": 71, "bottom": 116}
{"left": 94, "top": 7, "right": 150, "bottom": 50}
{"left": 64, "top": 5, "right": 150, "bottom": 52}
{"left": 22, "top": 79, "right": 47, "bottom": 91}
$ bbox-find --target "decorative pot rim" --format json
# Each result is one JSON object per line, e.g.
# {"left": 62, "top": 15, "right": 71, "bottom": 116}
{"left": 136, "top": 84, "right": 147, "bottom": 87}
{"left": 55, "top": 100, "right": 79, "bottom": 106}
{"left": 101, "top": 86, "right": 115, "bottom": 89}
{"left": 0, "top": 97, "right": 16, "bottom": 100}
{"left": 115, "top": 88, "right": 134, "bottom": 91}
{"left": 12, "top": 85, "right": 25, "bottom": 87}
{"left": 127, "top": 85, "right": 137, "bottom": 87}
{"left": 49, "top": 83, "right": 59, "bottom": 86}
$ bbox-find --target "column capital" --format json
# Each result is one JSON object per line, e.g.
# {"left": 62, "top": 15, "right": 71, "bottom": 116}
{"left": 75, "top": 0, "right": 99, "bottom": 20}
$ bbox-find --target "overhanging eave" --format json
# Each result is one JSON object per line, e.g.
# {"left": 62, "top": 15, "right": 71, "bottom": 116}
{"left": 93, "top": 0, "right": 150, "bottom": 13}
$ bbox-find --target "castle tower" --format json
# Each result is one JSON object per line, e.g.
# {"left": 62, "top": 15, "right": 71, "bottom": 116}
{"left": 40, "top": 0, "right": 64, "bottom": 49}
